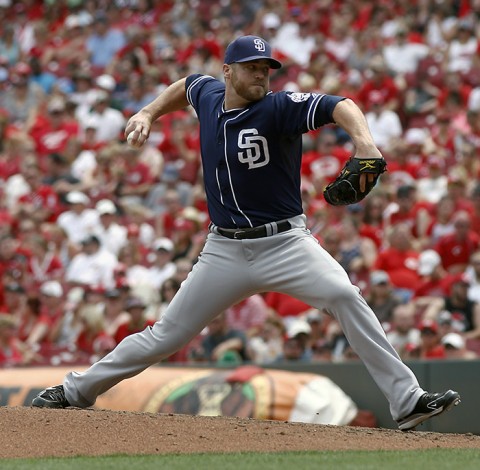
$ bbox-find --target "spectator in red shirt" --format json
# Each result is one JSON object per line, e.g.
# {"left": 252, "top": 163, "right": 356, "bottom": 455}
{"left": 385, "top": 184, "right": 431, "bottom": 249}
{"left": 359, "top": 192, "right": 388, "bottom": 249}
{"left": 301, "top": 128, "right": 350, "bottom": 191}
{"left": 263, "top": 291, "right": 312, "bottom": 324}
{"left": 435, "top": 211, "right": 480, "bottom": 274}
{"left": 357, "top": 55, "right": 400, "bottom": 112}
{"left": 113, "top": 297, "right": 154, "bottom": 345}
{"left": 225, "top": 295, "right": 270, "bottom": 338}
{"left": 24, "top": 234, "right": 64, "bottom": 291}
{"left": 416, "top": 319, "right": 446, "bottom": 360}
{"left": 29, "top": 96, "right": 80, "bottom": 170}
{"left": 15, "top": 158, "right": 60, "bottom": 224}
{"left": 374, "top": 223, "right": 420, "bottom": 296}
{"left": 75, "top": 304, "right": 114, "bottom": 360}
{"left": 414, "top": 249, "right": 452, "bottom": 299}
{"left": 116, "top": 145, "right": 155, "bottom": 203}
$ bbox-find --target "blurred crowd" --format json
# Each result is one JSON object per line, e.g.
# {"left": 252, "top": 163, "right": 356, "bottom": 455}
{"left": 1, "top": 0, "right": 480, "bottom": 367}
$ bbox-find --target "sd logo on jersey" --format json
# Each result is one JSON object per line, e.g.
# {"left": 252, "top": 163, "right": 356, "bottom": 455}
{"left": 237, "top": 128, "right": 270, "bottom": 169}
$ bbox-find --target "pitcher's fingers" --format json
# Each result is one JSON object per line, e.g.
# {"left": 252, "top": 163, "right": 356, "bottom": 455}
{"left": 359, "top": 173, "right": 366, "bottom": 193}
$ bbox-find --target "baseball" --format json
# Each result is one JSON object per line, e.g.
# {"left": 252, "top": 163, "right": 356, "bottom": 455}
{"left": 127, "top": 131, "right": 136, "bottom": 146}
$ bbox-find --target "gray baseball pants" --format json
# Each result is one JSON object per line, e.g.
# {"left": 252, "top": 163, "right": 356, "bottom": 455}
{"left": 64, "top": 214, "right": 424, "bottom": 421}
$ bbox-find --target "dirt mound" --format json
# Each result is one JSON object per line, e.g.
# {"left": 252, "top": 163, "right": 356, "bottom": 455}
{"left": 1, "top": 407, "right": 478, "bottom": 458}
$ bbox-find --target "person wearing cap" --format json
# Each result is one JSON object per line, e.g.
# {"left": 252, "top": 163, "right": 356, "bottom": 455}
{"left": 413, "top": 249, "right": 451, "bottom": 299}
{"left": 86, "top": 12, "right": 126, "bottom": 70}
{"left": 77, "top": 89, "right": 125, "bottom": 143}
{"left": 94, "top": 199, "right": 128, "bottom": 257}
{"left": 56, "top": 191, "right": 101, "bottom": 246}
{"left": 442, "top": 332, "right": 478, "bottom": 360}
{"left": 365, "top": 270, "right": 403, "bottom": 326}
{"left": 34, "top": 35, "right": 461, "bottom": 433}
{"left": 65, "top": 234, "right": 117, "bottom": 291}
{"left": 147, "top": 237, "right": 176, "bottom": 290}
{"left": 417, "top": 319, "right": 446, "bottom": 359}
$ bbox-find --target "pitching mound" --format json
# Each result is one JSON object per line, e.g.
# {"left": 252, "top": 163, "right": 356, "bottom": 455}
{"left": 1, "top": 407, "right": 478, "bottom": 458}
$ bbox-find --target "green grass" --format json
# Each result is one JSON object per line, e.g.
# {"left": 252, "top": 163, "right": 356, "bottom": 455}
{"left": 2, "top": 449, "right": 480, "bottom": 470}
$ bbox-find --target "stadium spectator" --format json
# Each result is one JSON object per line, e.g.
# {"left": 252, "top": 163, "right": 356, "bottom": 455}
{"left": 113, "top": 297, "right": 154, "bottom": 345}
{"left": 93, "top": 199, "right": 128, "bottom": 257}
{"left": 150, "top": 277, "right": 181, "bottom": 321}
{"left": 441, "top": 332, "right": 478, "bottom": 360}
{"left": 190, "top": 311, "right": 249, "bottom": 364}
{"left": 247, "top": 315, "right": 285, "bottom": 364}
{"left": 225, "top": 295, "right": 270, "bottom": 339}
{"left": 147, "top": 237, "right": 176, "bottom": 290}
{"left": 56, "top": 191, "right": 99, "bottom": 246}
{"left": 434, "top": 211, "right": 480, "bottom": 274}
{"left": 374, "top": 223, "right": 420, "bottom": 298}
{"left": 416, "top": 319, "right": 446, "bottom": 360}
{"left": 386, "top": 303, "right": 421, "bottom": 359}
{"left": 365, "top": 270, "right": 403, "bottom": 327}
{"left": 65, "top": 234, "right": 117, "bottom": 290}
{"left": 364, "top": 90, "right": 403, "bottom": 151}
{"left": 86, "top": 11, "right": 126, "bottom": 72}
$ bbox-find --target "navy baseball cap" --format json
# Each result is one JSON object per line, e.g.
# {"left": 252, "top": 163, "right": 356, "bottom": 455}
{"left": 224, "top": 35, "right": 282, "bottom": 69}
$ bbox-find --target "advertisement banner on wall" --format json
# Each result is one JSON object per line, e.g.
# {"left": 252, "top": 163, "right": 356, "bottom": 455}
{"left": 0, "top": 365, "right": 367, "bottom": 426}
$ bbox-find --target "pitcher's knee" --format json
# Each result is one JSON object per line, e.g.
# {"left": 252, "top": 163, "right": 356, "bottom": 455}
{"left": 323, "top": 282, "right": 361, "bottom": 308}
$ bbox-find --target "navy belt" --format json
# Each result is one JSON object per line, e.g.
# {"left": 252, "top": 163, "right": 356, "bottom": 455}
{"left": 215, "top": 220, "right": 292, "bottom": 240}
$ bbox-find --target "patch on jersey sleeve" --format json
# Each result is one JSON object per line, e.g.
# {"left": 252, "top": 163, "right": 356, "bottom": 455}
{"left": 287, "top": 92, "right": 311, "bottom": 102}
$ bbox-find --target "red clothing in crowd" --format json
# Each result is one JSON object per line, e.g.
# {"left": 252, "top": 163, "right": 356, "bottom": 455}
{"left": 302, "top": 146, "right": 351, "bottom": 184}
{"left": 29, "top": 115, "right": 80, "bottom": 168}
{"left": 114, "top": 319, "right": 155, "bottom": 344}
{"left": 263, "top": 292, "right": 312, "bottom": 318}
{"left": 374, "top": 248, "right": 420, "bottom": 290}
{"left": 17, "top": 185, "right": 60, "bottom": 223}
{"left": 434, "top": 232, "right": 480, "bottom": 272}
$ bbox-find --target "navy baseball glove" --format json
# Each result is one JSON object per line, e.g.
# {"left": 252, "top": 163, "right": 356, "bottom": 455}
{"left": 323, "top": 157, "right": 387, "bottom": 206}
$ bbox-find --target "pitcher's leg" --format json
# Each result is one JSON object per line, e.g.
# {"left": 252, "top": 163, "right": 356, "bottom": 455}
{"left": 254, "top": 231, "right": 424, "bottom": 420}
{"left": 64, "top": 236, "right": 254, "bottom": 407}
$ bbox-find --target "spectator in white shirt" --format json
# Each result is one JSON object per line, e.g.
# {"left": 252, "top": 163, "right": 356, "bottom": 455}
{"left": 383, "top": 27, "right": 429, "bottom": 76}
{"left": 365, "top": 91, "right": 403, "bottom": 151}
{"left": 56, "top": 191, "right": 100, "bottom": 246}
{"left": 77, "top": 90, "right": 125, "bottom": 143}
{"left": 93, "top": 199, "right": 127, "bottom": 256}
{"left": 147, "top": 237, "right": 177, "bottom": 290}
{"left": 65, "top": 234, "right": 117, "bottom": 290}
